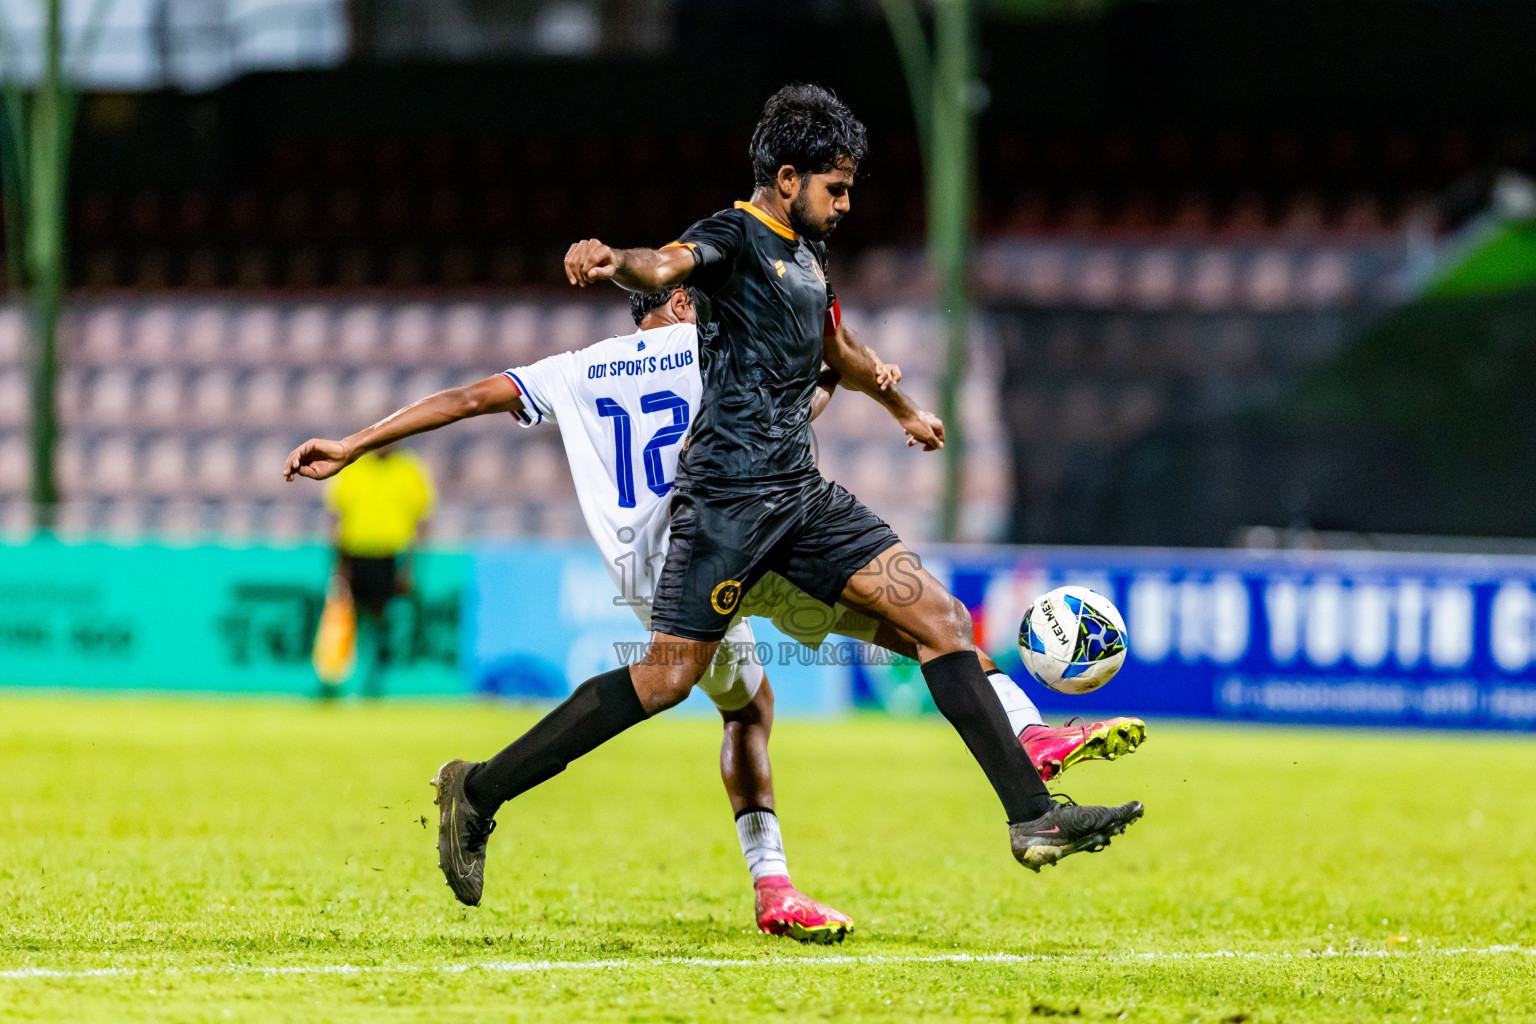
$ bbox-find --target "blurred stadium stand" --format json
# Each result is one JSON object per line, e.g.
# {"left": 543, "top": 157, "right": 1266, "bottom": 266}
{"left": 0, "top": 299, "right": 1004, "bottom": 544}
{"left": 5, "top": 0, "right": 1535, "bottom": 546}
{"left": 55, "top": 124, "right": 1476, "bottom": 293}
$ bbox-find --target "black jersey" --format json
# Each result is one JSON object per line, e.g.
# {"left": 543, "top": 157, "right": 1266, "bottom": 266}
{"left": 669, "top": 201, "right": 835, "bottom": 485}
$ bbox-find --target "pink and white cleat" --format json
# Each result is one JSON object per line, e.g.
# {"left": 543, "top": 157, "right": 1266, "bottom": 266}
{"left": 1022, "top": 717, "right": 1147, "bottom": 782}
{"left": 754, "top": 876, "right": 854, "bottom": 944}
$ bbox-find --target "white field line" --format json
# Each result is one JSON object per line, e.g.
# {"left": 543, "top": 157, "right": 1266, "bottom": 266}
{"left": 2, "top": 945, "right": 1533, "bottom": 982}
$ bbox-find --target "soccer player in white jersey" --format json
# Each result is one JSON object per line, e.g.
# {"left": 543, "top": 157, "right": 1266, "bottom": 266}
{"left": 285, "top": 286, "right": 1143, "bottom": 940}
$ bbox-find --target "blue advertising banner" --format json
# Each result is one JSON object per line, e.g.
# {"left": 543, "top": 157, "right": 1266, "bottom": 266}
{"left": 9, "top": 537, "right": 1534, "bottom": 732}
{"left": 926, "top": 546, "right": 1536, "bottom": 731}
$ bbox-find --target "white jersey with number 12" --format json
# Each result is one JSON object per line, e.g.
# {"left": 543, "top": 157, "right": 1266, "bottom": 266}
{"left": 503, "top": 321, "right": 699, "bottom": 620}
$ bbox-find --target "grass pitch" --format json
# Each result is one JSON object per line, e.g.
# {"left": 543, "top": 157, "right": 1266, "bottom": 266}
{"left": 1, "top": 696, "right": 1533, "bottom": 1022}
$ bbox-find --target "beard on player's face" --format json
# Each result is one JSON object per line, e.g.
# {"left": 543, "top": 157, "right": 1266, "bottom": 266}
{"left": 789, "top": 180, "right": 841, "bottom": 241}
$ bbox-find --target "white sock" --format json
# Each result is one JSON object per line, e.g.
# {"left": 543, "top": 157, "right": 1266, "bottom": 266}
{"left": 735, "top": 809, "right": 789, "bottom": 883}
{"left": 988, "top": 670, "right": 1046, "bottom": 735}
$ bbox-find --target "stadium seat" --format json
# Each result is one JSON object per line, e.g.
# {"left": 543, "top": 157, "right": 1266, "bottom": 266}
{"left": 430, "top": 501, "right": 469, "bottom": 543}
{"left": 234, "top": 305, "right": 281, "bottom": 362}
{"left": 1075, "top": 251, "right": 1121, "bottom": 307}
{"left": 294, "top": 371, "right": 340, "bottom": 422}
{"left": 142, "top": 436, "right": 189, "bottom": 491}
{"left": 132, "top": 307, "right": 178, "bottom": 361}
{"left": 286, "top": 305, "right": 331, "bottom": 363}
{"left": 0, "top": 496, "right": 30, "bottom": 535}
{"left": 1298, "top": 250, "right": 1353, "bottom": 306}
{"left": 391, "top": 304, "right": 435, "bottom": 361}
{"left": 195, "top": 436, "right": 241, "bottom": 494}
{"left": 56, "top": 436, "right": 87, "bottom": 490}
{"left": 481, "top": 503, "right": 523, "bottom": 538}
{"left": 547, "top": 305, "right": 595, "bottom": 356}
{"left": 1020, "top": 248, "right": 1068, "bottom": 304}
{"left": 1129, "top": 250, "right": 1180, "bottom": 309}
{"left": 189, "top": 369, "right": 237, "bottom": 425}
{"left": 0, "top": 370, "right": 26, "bottom": 427}
{"left": 0, "top": 434, "right": 28, "bottom": 493}
{"left": 55, "top": 499, "right": 93, "bottom": 535}
{"left": 158, "top": 498, "right": 203, "bottom": 538}
{"left": 265, "top": 501, "right": 306, "bottom": 539}
{"left": 244, "top": 369, "right": 289, "bottom": 423}
{"left": 92, "top": 436, "right": 137, "bottom": 494}
{"left": 183, "top": 306, "right": 227, "bottom": 363}
{"left": 492, "top": 305, "right": 539, "bottom": 364}
{"left": 88, "top": 369, "right": 137, "bottom": 424}
{"left": 0, "top": 305, "right": 25, "bottom": 364}
{"left": 246, "top": 438, "right": 293, "bottom": 494}
{"left": 1245, "top": 250, "right": 1294, "bottom": 309}
{"left": 399, "top": 369, "right": 444, "bottom": 409}
{"left": 79, "top": 307, "right": 126, "bottom": 361}
{"left": 519, "top": 441, "right": 571, "bottom": 495}
{"left": 442, "top": 304, "right": 486, "bottom": 361}
{"left": 105, "top": 497, "right": 147, "bottom": 538}
{"left": 348, "top": 368, "right": 395, "bottom": 420}
{"left": 140, "top": 370, "right": 185, "bottom": 426}
{"left": 1188, "top": 251, "right": 1237, "bottom": 309}
{"left": 337, "top": 304, "right": 382, "bottom": 361}
{"left": 458, "top": 438, "right": 506, "bottom": 494}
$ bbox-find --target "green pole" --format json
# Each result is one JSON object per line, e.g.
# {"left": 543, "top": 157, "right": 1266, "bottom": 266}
{"left": 24, "top": 0, "right": 71, "bottom": 529}
{"left": 930, "top": 0, "right": 973, "bottom": 543}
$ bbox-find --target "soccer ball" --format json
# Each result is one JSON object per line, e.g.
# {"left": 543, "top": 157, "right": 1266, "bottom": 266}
{"left": 1017, "top": 586, "right": 1128, "bottom": 695}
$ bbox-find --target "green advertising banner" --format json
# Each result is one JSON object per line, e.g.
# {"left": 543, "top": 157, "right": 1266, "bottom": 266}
{"left": 0, "top": 540, "right": 468, "bottom": 695}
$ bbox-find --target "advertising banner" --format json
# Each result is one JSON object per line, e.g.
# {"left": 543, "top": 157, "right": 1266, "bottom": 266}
{"left": 926, "top": 546, "right": 1536, "bottom": 731}
{"left": 0, "top": 540, "right": 467, "bottom": 695}
{"left": 7, "top": 538, "right": 1536, "bottom": 731}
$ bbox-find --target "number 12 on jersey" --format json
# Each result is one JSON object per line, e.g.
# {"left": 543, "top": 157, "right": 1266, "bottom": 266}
{"left": 595, "top": 390, "right": 690, "bottom": 508}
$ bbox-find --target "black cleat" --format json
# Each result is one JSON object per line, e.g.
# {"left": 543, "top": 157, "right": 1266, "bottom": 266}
{"left": 431, "top": 759, "right": 497, "bottom": 906}
{"left": 1010, "top": 794, "right": 1143, "bottom": 872}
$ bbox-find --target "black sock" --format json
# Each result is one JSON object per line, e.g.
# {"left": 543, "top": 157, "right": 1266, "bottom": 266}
{"left": 463, "top": 666, "right": 648, "bottom": 814}
{"left": 921, "top": 650, "right": 1054, "bottom": 823}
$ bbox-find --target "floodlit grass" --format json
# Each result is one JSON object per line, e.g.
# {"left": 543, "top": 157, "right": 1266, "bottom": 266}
{"left": 1, "top": 694, "right": 1533, "bottom": 1022}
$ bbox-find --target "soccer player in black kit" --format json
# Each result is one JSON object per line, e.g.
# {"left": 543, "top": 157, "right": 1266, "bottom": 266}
{"left": 431, "top": 84, "right": 1144, "bottom": 910}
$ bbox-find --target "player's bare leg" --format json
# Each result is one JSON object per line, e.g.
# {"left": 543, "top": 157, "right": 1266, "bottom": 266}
{"left": 720, "top": 677, "right": 852, "bottom": 944}
{"left": 433, "top": 632, "right": 715, "bottom": 905}
{"left": 838, "top": 544, "right": 1143, "bottom": 871}
{"left": 866, "top": 623, "right": 1145, "bottom": 781}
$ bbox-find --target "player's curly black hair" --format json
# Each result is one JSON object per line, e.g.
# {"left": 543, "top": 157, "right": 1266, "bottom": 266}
{"left": 750, "top": 83, "right": 868, "bottom": 188}
{"left": 630, "top": 284, "right": 705, "bottom": 326}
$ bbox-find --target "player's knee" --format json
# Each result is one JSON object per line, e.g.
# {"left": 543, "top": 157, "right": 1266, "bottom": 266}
{"left": 647, "top": 674, "right": 694, "bottom": 713}
{"left": 929, "top": 594, "right": 974, "bottom": 651}
{"left": 632, "top": 660, "right": 702, "bottom": 714}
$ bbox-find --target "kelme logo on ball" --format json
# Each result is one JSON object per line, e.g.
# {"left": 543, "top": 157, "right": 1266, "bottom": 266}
{"left": 711, "top": 579, "right": 743, "bottom": 614}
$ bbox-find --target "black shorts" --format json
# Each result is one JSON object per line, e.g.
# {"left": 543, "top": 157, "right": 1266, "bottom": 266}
{"left": 340, "top": 554, "right": 399, "bottom": 615}
{"left": 650, "top": 476, "right": 901, "bottom": 642}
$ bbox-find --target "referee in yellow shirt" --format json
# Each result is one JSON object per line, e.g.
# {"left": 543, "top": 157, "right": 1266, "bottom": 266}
{"left": 322, "top": 444, "right": 436, "bottom": 698}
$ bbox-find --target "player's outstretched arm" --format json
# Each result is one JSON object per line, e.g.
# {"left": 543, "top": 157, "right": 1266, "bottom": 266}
{"left": 563, "top": 239, "right": 696, "bottom": 291}
{"left": 284, "top": 373, "right": 524, "bottom": 482}
{"left": 821, "top": 322, "right": 944, "bottom": 451}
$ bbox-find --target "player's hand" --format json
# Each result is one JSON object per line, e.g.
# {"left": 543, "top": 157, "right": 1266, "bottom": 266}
{"left": 876, "top": 361, "right": 902, "bottom": 390}
{"left": 284, "top": 439, "right": 353, "bottom": 481}
{"left": 564, "top": 239, "right": 618, "bottom": 287}
{"left": 900, "top": 410, "right": 945, "bottom": 451}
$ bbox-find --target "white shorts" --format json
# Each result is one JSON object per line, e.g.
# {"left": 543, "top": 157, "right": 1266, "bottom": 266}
{"left": 739, "top": 571, "right": 881, "bottom": 648}
{"left": 634, "top": 572, "right": 880, "bottom": 713}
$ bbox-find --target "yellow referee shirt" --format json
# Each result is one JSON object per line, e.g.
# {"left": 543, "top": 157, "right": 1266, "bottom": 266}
{"left": 324, "top": 450, "right": 436, "bottom": 558}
